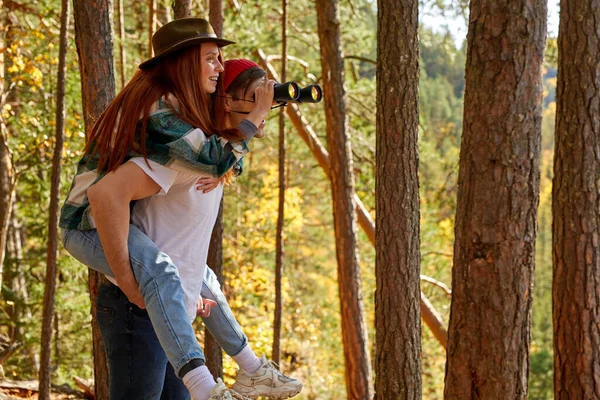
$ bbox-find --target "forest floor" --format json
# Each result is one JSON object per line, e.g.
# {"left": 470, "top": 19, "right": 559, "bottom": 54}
{"left": 0, "top": 380, "right": 90, "bottom": 399}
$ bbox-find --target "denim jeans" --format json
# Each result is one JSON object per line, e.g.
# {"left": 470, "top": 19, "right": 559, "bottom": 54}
{"left": 96, "top": 280, "right": 190, "bottom": 400}
{"left": 62, "top": 225, "right": 248, "bottom": 380}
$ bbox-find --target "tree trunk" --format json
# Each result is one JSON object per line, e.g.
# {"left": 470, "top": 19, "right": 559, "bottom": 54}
{"left": 38, "top": 0, "right": 70, "bottom": 397}
{"left": 205, "top": 200, "right": 224, "bottom": 379}
{"left": 208, "top": 0, "right": 223, "bottom": 36}
{"left": 444, "top": 1, "right": 547, "bottom": 398}
{"left": 173, "top": 0, "right": 191, "bottom": 19}
{"left": 374, "top": 0, "right": 422, "bottom": 398}
{"left": 73, "top": 0, "right": 116, "bottom": 397}
{"left": 553, "top": 0, "right": 600, "bottom": 398}
{"left": 272, "top": 0, "right": 288, "bottom": 366}
{"left": 148, "top": 0, "right": 155, "bottom": 58}
{"left": 115, "top": 0, "right": 126, "bottom": 89}
{"left": 204, "top": 0, "right": 224, "bottom": 378}
{"left": 0, "top": 0, "right": 15, "bottom": 296}
{"left": 314, "top": 1, "right": 372, "bottom": 399}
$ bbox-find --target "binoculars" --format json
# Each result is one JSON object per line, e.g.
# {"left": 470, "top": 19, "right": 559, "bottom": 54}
{"left": 273, "top": 82, "right": 323, "bottom": 104}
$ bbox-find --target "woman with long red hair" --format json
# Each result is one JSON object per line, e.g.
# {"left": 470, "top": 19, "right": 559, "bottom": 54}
{"left": 59, "top": 19, "right": 301, "bottom": 400}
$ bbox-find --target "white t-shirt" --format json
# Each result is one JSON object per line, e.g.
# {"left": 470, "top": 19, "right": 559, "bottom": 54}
{"left": 129, "top": 157, "right": 223, "bottom": 321}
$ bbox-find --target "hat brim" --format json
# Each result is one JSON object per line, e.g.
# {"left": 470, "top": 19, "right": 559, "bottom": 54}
{"left": 139, "top": 37, "right": 235, "bottom": 70}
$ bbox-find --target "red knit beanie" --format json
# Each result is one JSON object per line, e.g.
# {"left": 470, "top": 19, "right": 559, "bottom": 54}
{"left": 223, "top": 59, "right": 261, "bottom": 92}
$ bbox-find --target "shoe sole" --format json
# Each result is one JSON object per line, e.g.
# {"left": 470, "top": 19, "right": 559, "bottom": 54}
{"left": 231, "top": 384, "right": 303, "bottom": 400}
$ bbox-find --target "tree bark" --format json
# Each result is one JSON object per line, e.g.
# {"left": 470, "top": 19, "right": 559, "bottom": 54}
{"left": 203, "top": 0, "right": 224, "bottom": 379}
{"left": 73, "top": 0, "right": 116, "bottom": 397}
{"left": 272, "top": 0, "right": 288, "bottom": 366}
{"left": 444, "top": 1, "right": 547, "bottom": 398}
{"left": 173, "top": 0, "right": 192, "bottom": 19}
{"left": 314, "top": 2, "right": 372, "bottom": 399}
{"left": 148, "top": 0, "right": 155, "bottom": 58}
{"left": 0, "top": 0, "right": 15, "bottom": 296}
{"left": 374, "top": 0, "right": 422, "bottom": 398}
{"left": 115, "top": 0, "right": 125, "bottom": 89}
{"left": 38, "top": 0, "right": 70, "bottom": 397}
{"left": 553, "top": 1, "right": 600, "bottom": 398}
{"left": 205, "top": 200, "right": 223, "bottom": 379}
{"left": 208, "top": 0, "right": 223, "bottom": 36}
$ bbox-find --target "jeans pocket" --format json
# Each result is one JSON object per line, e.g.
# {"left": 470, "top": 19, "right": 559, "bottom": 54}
{"left": 96, "top": 305, "right": 115, "bottom": 354}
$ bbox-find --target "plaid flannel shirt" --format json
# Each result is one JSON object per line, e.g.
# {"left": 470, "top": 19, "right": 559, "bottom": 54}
{"left": 59, "top": 105, "right": 256, "bottom": 231}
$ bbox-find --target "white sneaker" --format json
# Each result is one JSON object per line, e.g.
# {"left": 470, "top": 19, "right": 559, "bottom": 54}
{"left": 231, "top": 355, "right": 303, "bottom": 399}
{"left": 208, "top": 378, "right": 252, "bottom": 400}
{"left": 208, "top": 378, "right": 233, "bottom": 400}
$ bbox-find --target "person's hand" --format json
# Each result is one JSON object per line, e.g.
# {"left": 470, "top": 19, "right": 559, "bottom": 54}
{"left": 195, "top": 176, "right": 221, "bottom": 193}
{"left": 118, "top": 277, "right": 146, "bottom": 309}
{"left": 245, "top": 79, "right": 275, "bottom": 129}
{"left": 196, "top": 296, "right": 217, "bottom": 318}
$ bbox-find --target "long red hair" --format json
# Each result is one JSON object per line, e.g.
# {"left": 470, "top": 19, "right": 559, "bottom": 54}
{"left": 86, "top": 44, "right": 242, "bottom": 172}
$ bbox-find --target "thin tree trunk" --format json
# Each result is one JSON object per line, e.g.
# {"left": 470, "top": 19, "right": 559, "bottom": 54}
{"left": 148, "top": 0, "right": 155, "bottom": 58}
{"left": 203, "top": 0, "right": 224, "bottom": 379}
{"left": 116, "top": 0, "right": 125, "bottom": 89}
{"left": 73, "top": 0, "right": 116, "bottom": 397}
{"left": 38, "top": 0, "right": 70, "bottom": 397}
{"left": 444, "top": 1, "right": 547, "bottom": 398}
{"left": 205, "top": 200, "right": 224, "bottom": 379}
{"left": 553, "top": 0, "right": 600, "bottom": 398}
{"left": 314, "top": 1, "right": 372, "bottom": 399}
{"left": 173, "top": 0, "right": 192, "bottom": 19}
{"left": 0, "top": 0, "right": 15, "bottom": 295}
{"left": 256, "top": 50, "right": 449, "bottom": 348}
{"left": 272, "top": 0, "right": 287, "bottom": 366}
{"left": 374, "top": 0, "right": 421, "bottom": 398}
{"left": 208, "top": 0, "right": 222, "bottom": 36}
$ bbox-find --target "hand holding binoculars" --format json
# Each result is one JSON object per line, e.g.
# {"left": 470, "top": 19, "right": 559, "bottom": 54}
{"left": 273, "top": 82, "right": 323, "bottom": 104}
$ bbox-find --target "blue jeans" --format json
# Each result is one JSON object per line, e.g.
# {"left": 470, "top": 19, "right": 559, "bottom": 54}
{"left": 96, "top": 280, "right": 190, "bottom": 400}
{"left": 62, "top": 225, "right": 248, "bottom": 380}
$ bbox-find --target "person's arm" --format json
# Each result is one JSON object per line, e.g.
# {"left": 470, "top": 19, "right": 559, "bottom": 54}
{"left": 87, "top": 162, "right": 162, "bottom": 309}
{"left": 144, "top": 81, "right": 275, "bottom": 177}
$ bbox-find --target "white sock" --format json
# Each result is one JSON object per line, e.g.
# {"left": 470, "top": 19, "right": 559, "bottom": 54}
{"left": 232, "top": 345, "right": 262, "bottom": 373}
{"left": 182, "top": 365, "right": 216, "bottom": 400}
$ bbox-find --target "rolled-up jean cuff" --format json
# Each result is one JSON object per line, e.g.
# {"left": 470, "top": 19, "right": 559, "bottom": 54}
{"left": 175, "top": 352, "right": 206, "bottom": 376}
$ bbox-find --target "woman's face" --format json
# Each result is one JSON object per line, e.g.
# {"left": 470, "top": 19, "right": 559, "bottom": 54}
{"left": 227, "top": 77, "right": 267, "bottom": 135}
{"left": 200, "top": 43, "right": 224, "bottom": 94}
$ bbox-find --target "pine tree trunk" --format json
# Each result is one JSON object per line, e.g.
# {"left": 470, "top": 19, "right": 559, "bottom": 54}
{"left": 272, "top": 0, "right": 288, "bottom": 366}
{"left": 205, "top": 200, "right": 224, "bottom": 379}
{"left": 203, "top": 0, "right": 224, "bottom": 378}
{"left": 374, "top": 0, "right": 422, "bottom": 398}
{"left": 314, "top": 1, "right": 372, "bottom": 398}
{"left": 208, "top": 0, "right": 222, "bottom": 36}
{"left": 148, "top": 0, "right": 155, "bottom": 58}
{"left": 553, "top": 1, "right": 600, "bottom": 398}
{"left": 444, "top": 1, "right": 547, "bottom": 398}
{"left": 0, "top": 0, "right": 15, "bottom": 296}
{"left": 38, "top": 0, "right": 70, "bottom": 396}
{"left": 73, "top": 0, "right": 116, "bottom": 397}
{"left": 115, "top": 0, "right": 126, "bottom": 89}
{"left": 173, "top": 0, "right": 191, "bottom": 19}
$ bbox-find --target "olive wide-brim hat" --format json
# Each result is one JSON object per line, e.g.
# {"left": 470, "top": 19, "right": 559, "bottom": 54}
{"left": 139, "top": 17, "right": 235, "bottom": 69}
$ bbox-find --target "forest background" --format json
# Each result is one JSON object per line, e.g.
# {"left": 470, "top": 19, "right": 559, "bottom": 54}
{"left": 0, "top": 0, "right": 559, "bottom": 399}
